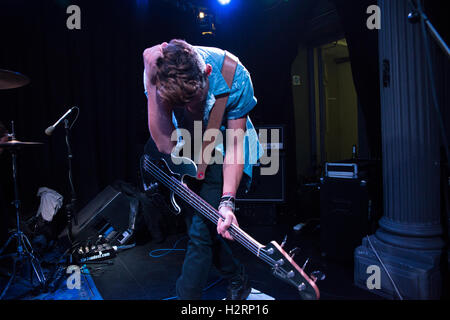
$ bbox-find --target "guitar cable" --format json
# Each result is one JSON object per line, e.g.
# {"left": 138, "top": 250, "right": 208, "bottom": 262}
{"left": 150, "top": 236, "right": 228, "bottom": 300}
{"left": 367, "top": 235, "right": 404, "bottom": 300}
{"left": 161, "top": 277, "right": 225, "bottom": 300}
{"left": 148, "top": 235, "right": 188, "bottom": 258}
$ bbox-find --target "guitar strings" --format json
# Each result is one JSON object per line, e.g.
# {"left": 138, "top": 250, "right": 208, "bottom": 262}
{"left": 142, "top": 159, "right": 266, "bottom": 259}
{"left": 143, "top": 158, "right": 317, "bottom": 290}
{"left": 143, "top": 159, "right": 252, "bottom": 244}
{"left": 142, "top": 158, "right": 283, "bottom": 269}
{"left": 142, "top": 159, "right": 257, "bottom": 249}
{"left": 143, "top": 159, "right": 316, "bottom": 293}
{"left": 143, "top": 157, "right": 319, "bottom": 297}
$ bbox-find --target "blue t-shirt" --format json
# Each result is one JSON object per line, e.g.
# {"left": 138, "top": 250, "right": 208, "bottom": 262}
{"left": 145, "top": 46, "right": 263, "bottom": 187}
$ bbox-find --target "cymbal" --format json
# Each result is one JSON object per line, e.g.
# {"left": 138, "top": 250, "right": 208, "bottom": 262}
{"left": 0, "top": 69, "right": 30, "bottom": 90}
{"left": 0, "top": 139, "right": 43, "bottom": 148}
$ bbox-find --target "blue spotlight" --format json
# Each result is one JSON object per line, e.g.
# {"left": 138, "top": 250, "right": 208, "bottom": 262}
{"left": 217, "top": 0, "right": 231, "bottom": 5}
{"left": 136, "top": 0, "right": 149, "bottom": 8}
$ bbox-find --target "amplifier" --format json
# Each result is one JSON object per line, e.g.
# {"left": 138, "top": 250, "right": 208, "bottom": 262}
{"left": 235, "top": 203, "right": 277, "bottom": 227}
{"left": 58, "top": 185, "right": 133, "bottom": 248}
{"left": 236, "top": 125, "right": 285, "bottom": 202}
{"left": 236, "top": 156, "right": 285, "bottom": 202}
{"left": 325, "top": 163, "right": 358, "bottom": 179}
{"left": 320, "top": 177, "right": 370, "bottom": 263}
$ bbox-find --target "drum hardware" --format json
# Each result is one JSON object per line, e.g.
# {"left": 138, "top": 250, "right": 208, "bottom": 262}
{"left": 0, "top": 69, "right": 30, "bottom": 90}
{"left": 0, "top": 139, "right": 44, "bottom": 147}
{"left": 0, "top": 121, "right": 46, "bottom": 299}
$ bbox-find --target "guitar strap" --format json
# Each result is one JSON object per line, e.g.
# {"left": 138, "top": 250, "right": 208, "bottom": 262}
{"left": 196, "top": 51, "right": 238, "bottom": 180}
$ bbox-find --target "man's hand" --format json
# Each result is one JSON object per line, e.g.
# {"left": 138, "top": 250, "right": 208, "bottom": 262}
{"left": 143, "top": 42, "right": 168, "bottom": 87}
{"left": 217, "top": 207, "right": 238, "bottom": 241}
{"left": 218, "top": 117, "right": 246, "bottom": 241}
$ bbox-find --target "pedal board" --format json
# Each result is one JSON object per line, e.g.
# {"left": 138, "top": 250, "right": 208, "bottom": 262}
{"left": 74, "top": 242, "right": 117, "bottom": 263}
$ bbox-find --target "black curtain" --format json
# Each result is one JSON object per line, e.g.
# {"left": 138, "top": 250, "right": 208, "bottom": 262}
{"left": 0, "top": 1, "right": 195, "bottom": 214}
{"left": 330, "top": 0, "right": 449, "bottom": 161}
{"left": 0, "top": 0, "right": 305, "bottom": 216}
{"left": 3, "top": 0, "right": 429, "bottom": 221}
{"left": 328, "top": 0, "right": 381, "bottom": 160}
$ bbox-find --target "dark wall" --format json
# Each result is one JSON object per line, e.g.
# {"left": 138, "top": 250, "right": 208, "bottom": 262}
{"left": 0, "top": 0, "right": 306, "bottom": 215}
{"left": 4, "top": 0, "right": 440, "bottom": 222}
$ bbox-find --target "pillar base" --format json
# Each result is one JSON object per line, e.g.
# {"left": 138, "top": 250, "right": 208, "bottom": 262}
{"left": 354, "top": 235, "right": 442, "bottom": 299}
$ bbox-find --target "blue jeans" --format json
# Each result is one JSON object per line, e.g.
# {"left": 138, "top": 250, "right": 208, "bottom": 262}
{"left": 176, "top": 164, "right": 242, "bottom": 300}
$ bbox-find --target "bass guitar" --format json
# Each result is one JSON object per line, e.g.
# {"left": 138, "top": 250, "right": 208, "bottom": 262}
{"left": 140, "top": 137, "right": 320, "bottom": 300}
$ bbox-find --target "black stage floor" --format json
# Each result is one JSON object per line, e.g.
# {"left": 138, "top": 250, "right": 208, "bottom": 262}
{"left": 0, "top": 212, "right": 383, "bottom": 300}
{"left": 85, "top": 222, "right": 382, "bottom": 300}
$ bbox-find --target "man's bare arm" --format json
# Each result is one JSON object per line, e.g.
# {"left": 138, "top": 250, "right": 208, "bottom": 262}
{"left": 143, "top": 44, "right": 176, "bottom": 154}
{"left": 222, "top": 117, "right": 246, "bottom": 195}
{"left": 146, "top": 84, "right": 176, "bottom": 154}
{"left": 217, "top": 116, "right": 247, "bottom": 241}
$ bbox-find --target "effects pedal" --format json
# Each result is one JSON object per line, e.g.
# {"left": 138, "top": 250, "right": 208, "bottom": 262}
{"left": 74, "top": 242, "right": 117, "bottom": 263}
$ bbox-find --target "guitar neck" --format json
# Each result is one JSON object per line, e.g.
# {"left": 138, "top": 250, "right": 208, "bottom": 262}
{"left": 175, "top": 180, "right": 266, "bottom": 258}
{"left": 171, "top": 183, "right": 288, "bottom": 272}
{"left": 143, "top": 157, "right": 268, "bottom": 262}
{"left": 143, "top": 156, "right": 321, "bottom": 301}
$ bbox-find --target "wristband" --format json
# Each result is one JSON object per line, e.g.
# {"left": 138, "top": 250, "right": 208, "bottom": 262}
{"left": 218, "top": 195, "right": 235, "bottom": 212}
{"left": 222, "top": 192, "right": 236, "bottom": 198}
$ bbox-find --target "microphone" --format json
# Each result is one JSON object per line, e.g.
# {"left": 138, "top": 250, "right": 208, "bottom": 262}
{"left": 45, "top": 107, "right": 76, "bottom": 136}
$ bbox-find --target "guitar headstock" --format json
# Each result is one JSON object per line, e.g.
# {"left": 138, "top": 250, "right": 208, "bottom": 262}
{"left": 262, "top": 241, "right": 321, "bottom": 300}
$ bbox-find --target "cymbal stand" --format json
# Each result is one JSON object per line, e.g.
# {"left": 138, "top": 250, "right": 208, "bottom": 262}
{"left": 0, "top": 122, "right": 46, "bottom": 299}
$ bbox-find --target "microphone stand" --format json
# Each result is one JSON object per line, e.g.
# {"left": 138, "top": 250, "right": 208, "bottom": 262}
{"left": 408, "top": 0, "right": 450, "bottom": 58}
{"left": 407, "top": 0, "right": 450, "bottom": 165}
{"left": 64, "top": 118, "right": 77, "bottom": 246}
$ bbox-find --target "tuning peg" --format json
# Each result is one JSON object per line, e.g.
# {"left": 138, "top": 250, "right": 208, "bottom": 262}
{"left": 310, "top": 270, "right": 326, "bottom": 282}
{"left": 289, "top": 247, "right": 301, "bottom": 259}
{"left": 302, "top": 257, "right": 310, "bottom": 270}
{"left": 281, "top": 235, "right": 288, "bottom": 248}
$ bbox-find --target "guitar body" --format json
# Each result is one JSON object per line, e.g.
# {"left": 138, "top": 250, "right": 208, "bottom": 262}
{"left": 140, "top": 137, "right": 197, "bottom": 215}
{"left": 140, "top": 136, "right": 320, "bottom": 300}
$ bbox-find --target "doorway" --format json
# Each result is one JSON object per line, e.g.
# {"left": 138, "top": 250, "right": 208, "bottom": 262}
{"left": 319, "top": 39, "right": 359, "bottom": 163}
{"left": 292, "top": 38, "right": 361, "bottom": 178}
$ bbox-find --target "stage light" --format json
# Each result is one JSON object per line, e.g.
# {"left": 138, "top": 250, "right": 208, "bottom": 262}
{"left": 136, "top": 0, "right": 149, "bottom": 7}
{"left": 217, "top": 0, "right": 231, "bottom": 5}
{"left": 196, "top": 8, "right": 216, "bottom": 37}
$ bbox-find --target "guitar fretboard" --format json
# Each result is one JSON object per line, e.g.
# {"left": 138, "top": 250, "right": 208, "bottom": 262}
{"left": 142, "top": 156, "right": 279, "bottom": 268}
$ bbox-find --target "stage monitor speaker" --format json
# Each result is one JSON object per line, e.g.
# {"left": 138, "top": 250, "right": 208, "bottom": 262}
{"left": 236, "top": 125, "right": 285, "bottom": 202}
{"left": 320, "top": 177, "right": 370, "bottom": 263}
{"left": 58, "top": 185, "right": 131, "bottom": 248}
{"left": 235, "top": 203, "right": 277, "bottom": 227}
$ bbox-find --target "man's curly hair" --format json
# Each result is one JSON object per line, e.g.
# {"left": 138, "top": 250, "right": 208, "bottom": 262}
{"left": 155, "top": 39, "right": 207, "bottom": 106}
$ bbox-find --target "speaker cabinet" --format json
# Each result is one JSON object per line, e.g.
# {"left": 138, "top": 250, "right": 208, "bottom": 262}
{"left": 58, "top": 185, "right": 131, "bottom": 247}
{"left": 320, "top": 177, "right": 370, "bottom": 262}
{"left": 236, "top": 125, "right": 285, "bottom": 202}
{"left": 235, "top": 203, "right": 277, "bottom": 227}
